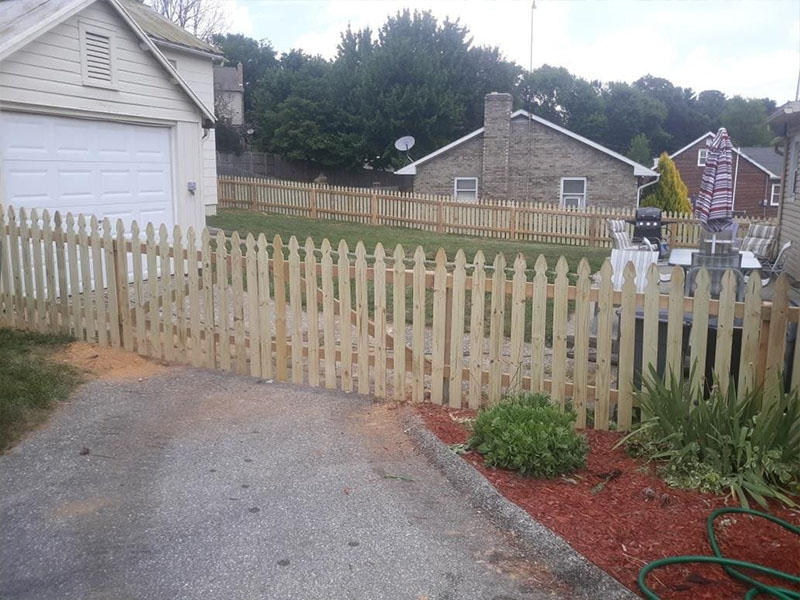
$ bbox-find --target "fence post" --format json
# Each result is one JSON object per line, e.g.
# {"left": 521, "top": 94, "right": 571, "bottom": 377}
{"left": 370, "top": 190, "right": 378, "bottom": 225}
{"left": 310, "top": 185, "right": 318, "bottom": 220}
{"left": 509, "top": 207, "right": 518, "bottom": 240}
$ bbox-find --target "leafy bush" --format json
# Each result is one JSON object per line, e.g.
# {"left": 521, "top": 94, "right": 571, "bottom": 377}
{"left": 621, "top": 367, "right": 800, "bottom": 508}
{"left": 468, "top": 393, "right": 588, "bottom": 477}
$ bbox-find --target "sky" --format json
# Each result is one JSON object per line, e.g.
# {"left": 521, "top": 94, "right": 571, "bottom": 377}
{"left": 223, "top": 0, "right": 800, "bottom": 104}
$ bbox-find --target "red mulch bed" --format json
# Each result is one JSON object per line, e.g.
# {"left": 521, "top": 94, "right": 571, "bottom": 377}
{"left": 416, "top": 403, "right": 800, "bottom": 599}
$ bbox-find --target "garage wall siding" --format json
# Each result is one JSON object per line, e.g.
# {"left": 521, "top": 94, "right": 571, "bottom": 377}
{"left": 159, "top": 47, "right": 218, "bottom": 215}
{"left": 0, "top": 0, "right": 208, "bottom": 233}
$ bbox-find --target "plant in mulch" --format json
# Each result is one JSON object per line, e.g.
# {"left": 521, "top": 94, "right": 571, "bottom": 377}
{"left": 468, "top": 392, "right": 588, "bottom": 477}
{"left": 620, "top": 366, "right": 800, "bottom": 509}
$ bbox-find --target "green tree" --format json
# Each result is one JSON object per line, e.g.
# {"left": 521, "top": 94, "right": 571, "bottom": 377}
{"left": 642, "top": 152, "right": 691, "bottom": 213}
{"left": 720, "top": 96, "right": 772, "bottom": 146}
{"left": 627, "top": 133, "right": 652, "bottom": 165}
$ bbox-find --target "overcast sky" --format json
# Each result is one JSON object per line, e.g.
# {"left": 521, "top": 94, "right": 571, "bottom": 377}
{"left": 224, "top": 0, "right": 799, "bottom": 103}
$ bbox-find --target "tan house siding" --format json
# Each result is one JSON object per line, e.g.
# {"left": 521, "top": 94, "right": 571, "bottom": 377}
{"left": 505, "top": 117, "right": 636, "bottom": 206}
{"left": 778, "top": 125, "right": 800, "bottom": 279}
{"left": 413, "top": 117, "right": 638, "bottom": 206}
{"left": 414, "top": 135, "right": 484, "bottom": 198}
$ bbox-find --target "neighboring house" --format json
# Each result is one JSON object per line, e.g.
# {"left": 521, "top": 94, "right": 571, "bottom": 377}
{"left": 0, "top": 0, "right": 221, "bottom": 235}
{"left": 667, "top": 132, "right": 782, "bottom": 218}
{"left": 396, "top": 92, "right": 657, "bottom": 208}
{"left": 769, "top": 101, "right": 800, "bottom": 279}
{"left": 213, "top": 62, "right": 244, "bottom": 125}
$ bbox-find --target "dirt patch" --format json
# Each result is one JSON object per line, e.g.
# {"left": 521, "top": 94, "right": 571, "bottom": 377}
{"left": 352, "top": 402, "right": 413, "bottom": 457}
{"left": 416, "top": 403, "right": 800, "bottom": 600}
{"left": 57, "top": 342, "right": 166, "bottom": 381}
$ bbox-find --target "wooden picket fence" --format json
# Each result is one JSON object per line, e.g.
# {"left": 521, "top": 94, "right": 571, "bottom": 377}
{"left": 1, "top": 203, "right": 798, "bottom": 431}
{"left": 217, "top": 176, "right": 775, "bottom": 249}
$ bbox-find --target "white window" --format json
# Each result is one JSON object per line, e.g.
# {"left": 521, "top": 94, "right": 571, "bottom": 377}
{"left": 79, "top": 21, "right": 117, "bottom": 89}
{"left": 771, "top": 183, "right": 781, "bottom": 206}
{"left": 560, "top": 177, "right": 587, "bottom": 208}
{"left": 454, "top": 177, "right": 478, "bottom": 202}
{"left": 697, "top": 148, "right": 708, "bottom": 166}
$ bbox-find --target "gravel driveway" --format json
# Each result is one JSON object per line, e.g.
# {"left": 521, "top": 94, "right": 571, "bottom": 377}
{"left": 2, "top": 367, "right": 596, "bottom": 600}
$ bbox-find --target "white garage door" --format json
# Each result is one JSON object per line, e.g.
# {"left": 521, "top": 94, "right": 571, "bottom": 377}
{"left": 0, "top": 112, "right": 174, "bottom": 232}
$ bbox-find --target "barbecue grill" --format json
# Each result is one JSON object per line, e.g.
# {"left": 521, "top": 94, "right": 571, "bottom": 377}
{"left": 632, "top": 207, "right": 663, "bottom": 245}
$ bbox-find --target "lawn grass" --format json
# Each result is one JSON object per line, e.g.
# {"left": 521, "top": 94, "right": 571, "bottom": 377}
{"left": 207, "top": 210, "right": 610, "bottom": 274}
{"left": 0, "top": 328, "right": 83, "bottom": 452}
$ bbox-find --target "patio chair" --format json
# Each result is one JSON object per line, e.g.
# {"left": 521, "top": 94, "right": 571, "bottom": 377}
{"left": 685, "top": 266, "right": 746, "bottom": 301}
{"left": 610, "top": 248, "right": 659, "bottom": 293}
{"left": 607, "top": 219, "right": 657, "bottom": 251}
{"left": 739, "top": 223, "right": 778, "bottom": 262}
{"left": 751, "top": 240, "right": 792, "bottom": 287}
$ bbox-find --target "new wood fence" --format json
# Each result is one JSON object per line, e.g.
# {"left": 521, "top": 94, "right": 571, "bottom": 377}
{"left": 217, "top": 176, "right": 774, "bottom": 249}
{"left": 1, "top": 203, "right": 797, "bottom": 431}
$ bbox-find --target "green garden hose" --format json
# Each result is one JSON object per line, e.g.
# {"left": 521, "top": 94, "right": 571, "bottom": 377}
{"left": 638, "top": 507, "right": 800, "bottom": 599}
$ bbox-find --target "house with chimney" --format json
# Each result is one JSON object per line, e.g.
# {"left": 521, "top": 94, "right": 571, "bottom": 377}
{"left": 667, "top": 132, "right": 782, "bottom": 218}
{"left": 396, "top": 92, "right": 657, "bottom": 208}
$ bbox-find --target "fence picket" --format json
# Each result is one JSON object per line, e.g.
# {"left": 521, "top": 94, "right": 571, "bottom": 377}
{"left": 273, "top": 235, "right": 288, "bottom": 380}
{"left": 688, "top": 268, "right": 710, "bottom": 394}
{"left": 257, "top": 234, "right": 272, "bottom": 378}
{"left": 321, "top": 239, "right": 336, "bottom": 388}
{"left": 665, "top": 266, "right": 685, "bottom": 379}
{"left": 116, "top": 220, "right": 132, "bottom": 350}
{"left": 43, "top": 211, "right": 58, "bottom": 330}
{"left": 595, "top": 260, "right": 613, "bottom": 430}
{"left": 412, "top": 246, "right": 426, "bottom": 403}
{"left": 215, "top": 229, "right": 231, "bottom": 371}
{"left": 54, "top": 212, "right": 69, "bottom": 332}
{"left": 487, "top": 253, "right": 506, "bottom": 404}
{"left": 508, "top": 254, "right": 526, "bottom": 393}
{"left": 765, "top": 275, "right": 790, "bottom": 404}
{"left": 201, "top": 229, "right": 216, "bottom": 368}
{"left": 338, "top": 240, "right": 353, "bottom": 392}
{"left": 373, "top": 243, "right": 387, "bottom": 399}
{"left": 146, "top": 224, "right": 159, "bottom": 356}
{"left": 617, "top": 261, "right": 637, "bottom": 431}
{"left": 173, "top": 225, "right": 186, "bottom": 357}
{"left": 65, "top": 213, "right": 80, "bottom": 336}
{"left": 231, "top": 231, "right": 247, "bottom": 374}
{"left": 551, "top": 257, "right": 569, "bottom": 408}
{"left": 392, "top": 244, "right": 406, "bottom": 401}
{"left": 431, "top": 248, "right": 448, "bottom": 404}
{"left": 159, "top": 224, "right": 172, "bottom": 360}
{"left": 739, "top": 271, "right": 763, "bottom": 398}
{"left": 355, "top": 241, "right": 370, "bottom": 394}
{"left": 187, "top": 228, "right": 202, "bottom": 367}
{"left": 103, "top": 219, "right": 121, "bottom": 348}
{"left": 305, "top": 237, "right": 320, "bottom": 387}
{"left": 91, "top": 217, "right": 107, "bottom": 346}
{"left": 131, "top": 221, "right": 145, "bottom": 353}
{"left": 448, "top": 250, "right": 467, "bottom": 408}
{"left": 573, "top": 259, "right": 591, "bottom": 428}
{"left": 642, "top": 264, "right": 660, "bottom": 394}
{"left": 19, "top": 209, "right": 36, "bottom": 329}
{"left": 530, "top": 256, "right": 547, "bottom": 392}
{"left": 30, "top": 210, "right": 46, "bottom": 332}
{"left": 713, "top": 270, "right": 737, "bottom": 392}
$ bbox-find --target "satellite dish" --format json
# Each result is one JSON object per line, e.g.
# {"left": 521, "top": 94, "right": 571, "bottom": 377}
{"left": 394, "top": 136, "right": 415, "bottom": 152}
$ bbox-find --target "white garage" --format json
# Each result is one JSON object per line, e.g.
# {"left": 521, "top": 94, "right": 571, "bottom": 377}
{"left": 0, "top": 0, "right": 217, "bottom": 234}
{"left": 0, "top": 112, "right": 175, "bottom": 231}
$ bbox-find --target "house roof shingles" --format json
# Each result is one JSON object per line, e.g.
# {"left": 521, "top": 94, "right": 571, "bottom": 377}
{"left": 118, "top": 0, "right": 222, "bottom": 55}
{"left": 739, "top": 147, "right": 783, "bottom": 179}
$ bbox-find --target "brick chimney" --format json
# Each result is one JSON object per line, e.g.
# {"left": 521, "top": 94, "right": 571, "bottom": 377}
{"left": 481, "top": 92, "right": 512, "bottom": 201}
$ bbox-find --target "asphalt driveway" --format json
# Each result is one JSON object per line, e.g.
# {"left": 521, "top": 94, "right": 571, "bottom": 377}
{"left": 1, "top": 367, "right": 610, "bottom": 600}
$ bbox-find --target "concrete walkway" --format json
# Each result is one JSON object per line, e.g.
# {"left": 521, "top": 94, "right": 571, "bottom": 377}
{"left": 2, "top": 368, "right": 605, "bottom": 600}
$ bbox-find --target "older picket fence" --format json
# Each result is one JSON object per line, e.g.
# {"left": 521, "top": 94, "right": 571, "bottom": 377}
{"left": 1, "top": 203, "right": 797, "bottom": 431}
{"left": 217, "top": 176, "right": 774, "bottom": 249}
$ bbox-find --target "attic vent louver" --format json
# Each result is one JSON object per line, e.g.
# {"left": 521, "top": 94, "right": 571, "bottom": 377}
{"left": 80, "top": 22, "right": 117, "bottom": 89}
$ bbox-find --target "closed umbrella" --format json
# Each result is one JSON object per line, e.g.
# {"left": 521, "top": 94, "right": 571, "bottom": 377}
{"left": 694, "top": 127, "right": 734, "bottom": 233}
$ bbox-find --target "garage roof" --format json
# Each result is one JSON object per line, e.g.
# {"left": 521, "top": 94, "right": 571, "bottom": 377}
{"left": 0, "top": 0, "right": 215, "bottom": 123}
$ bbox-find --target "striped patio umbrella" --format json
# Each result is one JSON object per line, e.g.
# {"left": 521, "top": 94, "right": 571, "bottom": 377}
{"left": 694, "top": 128, "right": 734, "bottom": 232}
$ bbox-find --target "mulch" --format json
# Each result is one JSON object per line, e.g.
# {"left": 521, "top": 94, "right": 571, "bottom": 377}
{"left": 415, "top": 403, "right": 800, "bottom": 599}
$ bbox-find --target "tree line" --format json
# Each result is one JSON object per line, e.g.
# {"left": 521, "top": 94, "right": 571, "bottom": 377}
{"left": 211, "top": 10, "right": 777, "bottom": 171}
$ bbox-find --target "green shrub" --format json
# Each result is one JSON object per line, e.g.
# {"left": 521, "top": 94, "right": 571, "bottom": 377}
{"left": 468, "top": 393, "right": 588, "bottom": 477}
{"left": 621, "top": 367, "right": 800, "bottom": 508}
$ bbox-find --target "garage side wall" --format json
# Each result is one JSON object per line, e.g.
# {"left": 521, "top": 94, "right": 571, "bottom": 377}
{"left": 0, "top": 0, "right": 207, "bottom": 233}
{"left": 159, "top": 47, "right": 218, "bottom": 217}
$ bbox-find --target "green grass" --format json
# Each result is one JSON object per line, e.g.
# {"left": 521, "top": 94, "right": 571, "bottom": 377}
{"left": 0, "top": 328, "right": 83, "bottom": 452}
{"left": 207, "top": 210, "right": 610, "bottom": 274}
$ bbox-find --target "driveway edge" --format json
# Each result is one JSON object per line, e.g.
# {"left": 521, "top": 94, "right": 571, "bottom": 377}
{"left": 401, "top": 409, "right": 638, "bottom": 600}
